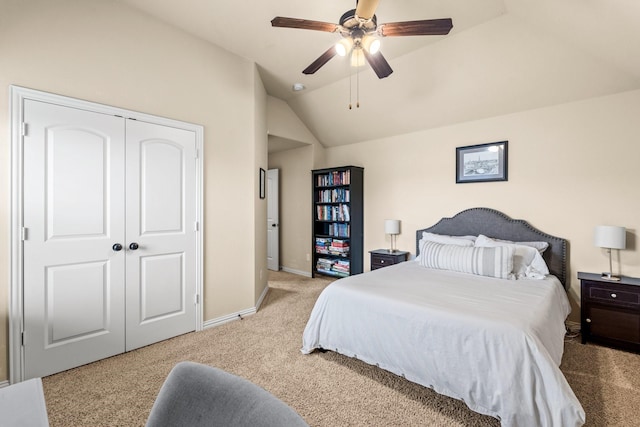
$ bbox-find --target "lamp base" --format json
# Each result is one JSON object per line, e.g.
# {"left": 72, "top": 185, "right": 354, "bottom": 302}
{"left": 601, "top": 272, "right": 621, "bottom": 281}
{"left": 388, "top": 249, "right": 397, "bottom": 253}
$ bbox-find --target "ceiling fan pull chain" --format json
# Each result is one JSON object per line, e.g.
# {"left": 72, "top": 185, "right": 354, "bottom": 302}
{"left": 356, "top": 67, "right": 360, "bottom": 108}
{"left": 348, "top": 64, "right": 353, "bottom": 109}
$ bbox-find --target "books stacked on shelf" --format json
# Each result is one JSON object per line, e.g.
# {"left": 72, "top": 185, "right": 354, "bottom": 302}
{"left": 315, "top": 237, "right": 331, "bottom": 254}
{"left": 316, "top": 258, "right": 334, "bottom": 275}
{"left": 315, "top": 258, "right": 350, "bottom": 277}
{"left": 329, "top": 239, "right": 349, "bottom": 256}
{"left": 316, "top": 169, "right": 351, "bottom": 187}
{"left": 332, "top": 260, "right": 350, "bottom": 276}
{"left": 329, "top": 223, "right": 350, "bottom": 238}
{"left": 317, "top": 188, "right": 350, "bottom": 203}
{"left": 316, "top": 204, "right": 350, "bottom": 221}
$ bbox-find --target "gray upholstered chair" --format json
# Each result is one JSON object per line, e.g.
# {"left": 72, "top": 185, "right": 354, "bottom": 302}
{"left": 146, "top": 361, "right": 309, "bottom": 427}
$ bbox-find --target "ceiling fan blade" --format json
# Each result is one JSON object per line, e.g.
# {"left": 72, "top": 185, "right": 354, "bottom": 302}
{"left": 303, "top": 46, "right": 338, "bottom": 75}
{"left": 379, "top": 18, "right": 453, "bottom": 37}
{"left": 271, "top": 17, "right": 338, "bottom": 33}
{"left": 355, "top": 0, "right": 380, "bottom": 20}
{"left": 363, "top": 49, "right": 393, "bottom": 79}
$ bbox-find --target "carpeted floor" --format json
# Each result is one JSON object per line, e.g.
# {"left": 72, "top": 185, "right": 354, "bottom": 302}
{"left": 42, "top": 271, "right": 640, "bottom": 426}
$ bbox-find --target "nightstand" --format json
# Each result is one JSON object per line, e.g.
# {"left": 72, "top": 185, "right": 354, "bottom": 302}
{"left": 370, "top": 249, "right": 409, "bottom": 270}
{"left": 578, "top": 272, "right": 640, "bottom": 353}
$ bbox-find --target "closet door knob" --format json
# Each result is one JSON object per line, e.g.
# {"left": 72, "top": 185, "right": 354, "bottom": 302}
{"left": 129, "top": 242, "right": 139, "bottom": 250}
{"left": 112, "top": 243, "right": 123, "bottom": 252}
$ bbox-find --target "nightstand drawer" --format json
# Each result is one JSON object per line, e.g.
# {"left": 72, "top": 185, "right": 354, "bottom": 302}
{"left": 371, "top": 254, "right": 395, "bottom": 268}
{"left": 589, "top": 287, "right": 639, "bottom": 306}
{"left": 369, "top": 250, "right": 409, "bottom": 271}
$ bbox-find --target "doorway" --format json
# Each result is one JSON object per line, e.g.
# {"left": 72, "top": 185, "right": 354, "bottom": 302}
{"left": 267, "top": 169, "right": 280, "bottom": 271}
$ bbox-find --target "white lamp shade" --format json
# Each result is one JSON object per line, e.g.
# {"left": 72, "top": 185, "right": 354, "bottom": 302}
{"left": 594, "top": 225, "right": 626, "bottom": 249}
{"left": 384, "top": 219, "right": 400, "bottom": 235}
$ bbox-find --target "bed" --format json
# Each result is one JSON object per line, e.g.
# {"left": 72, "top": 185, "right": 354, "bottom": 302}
{"left": 301, "top": 208, "right": 585, "bottom": 427}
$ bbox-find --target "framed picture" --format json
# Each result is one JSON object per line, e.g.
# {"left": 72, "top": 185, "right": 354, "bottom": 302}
{"left": 456, "top": 141, "right": 508, "bottom": 183}
{"left": 259, "top": 168, "right": 266, "bottom": 199}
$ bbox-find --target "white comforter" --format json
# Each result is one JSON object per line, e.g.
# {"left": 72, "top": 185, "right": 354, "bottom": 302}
{"left": 302, "top": 261, "right": 585, "bottom": 427}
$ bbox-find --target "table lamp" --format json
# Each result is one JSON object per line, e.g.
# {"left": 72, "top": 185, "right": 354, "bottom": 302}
{"left": 385, "top": 219, "right": 400, "bottom": 253}
{"left": 594, "top": 225, "right": 626, "bottom": 281}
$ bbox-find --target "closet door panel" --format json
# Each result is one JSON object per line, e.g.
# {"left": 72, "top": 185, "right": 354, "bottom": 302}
{"left": 125, "top": 120, "right": 197, "bottom": 351}
{"left": 22, "top": 100, "right": 126, "bottom": 379}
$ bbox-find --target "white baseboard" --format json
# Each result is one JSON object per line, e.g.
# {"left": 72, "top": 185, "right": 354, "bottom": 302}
{"left": 202, "top": 270, "right": 308, "bottom": 330}
{"left": 255, "top": 285, "right": 269, "bottom": 312}
{"left": 280, "top": 267, "right": 311, "bottom": 277}
{"left": 0, "top": 380, "right": 9, "bottom": 388}
{"left": 203, "top": 307, "right": 256, "bottom": 329}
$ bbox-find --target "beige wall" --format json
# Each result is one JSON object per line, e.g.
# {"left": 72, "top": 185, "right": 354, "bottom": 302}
{"left": 318, "top": 90, "right": 640, "bottom": 319}
{"left": 0, "top": 0, "right": 266, "bottom": 381}
{"left": 267, "top": 96, "right": 318, "bottom": 145}
{"left": 254, "top": 68, "right": 269, "bottom": 302}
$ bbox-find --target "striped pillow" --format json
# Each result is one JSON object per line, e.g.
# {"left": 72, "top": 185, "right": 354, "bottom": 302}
{"left": 418, "top": 240, "right": 514, "bottom": 279}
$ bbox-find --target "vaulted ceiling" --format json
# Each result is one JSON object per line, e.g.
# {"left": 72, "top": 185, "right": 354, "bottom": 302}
{"left": 117, "top": 0, "right": 640, "bottom": 147}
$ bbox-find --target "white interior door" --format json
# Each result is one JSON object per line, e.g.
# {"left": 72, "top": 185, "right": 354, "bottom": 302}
{"left": 124, "top": 120, "right": 197, "bottom": 351}
{"left": 23, "top": 100, "right": 126, "bottom": 379}
{"left": 267, "top": 169, "right": 279, "bottom": 271}
{"left": 20, "top": 98, "right": 199, "bottom": 379}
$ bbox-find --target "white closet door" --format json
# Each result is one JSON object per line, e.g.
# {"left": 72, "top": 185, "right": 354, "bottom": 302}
{"left": 124, "top": 120, "right": 197, "bottom": 351}
{"left": 23, "top": 100, "right": 126, "bottom": 379}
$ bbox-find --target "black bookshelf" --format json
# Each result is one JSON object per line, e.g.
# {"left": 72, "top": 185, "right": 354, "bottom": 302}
{"left": 312, "top": 166, "right": 363, "bottom": 278}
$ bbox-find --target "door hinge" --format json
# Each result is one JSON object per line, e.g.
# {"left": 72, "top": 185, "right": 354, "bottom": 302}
{"left": 194, "top": 294, "right": 199, "bottom": 305}
{"left": 21, "top": 331, "right": 24, "bottom": 346}
{"left": 194, "top": 221, "right": 199, "bottom": 232}
{"left": 21, "top": 227, "right": 28, "bottom": 241}
{"left": 21, "top": 122, "right": 28, "bottom": 136}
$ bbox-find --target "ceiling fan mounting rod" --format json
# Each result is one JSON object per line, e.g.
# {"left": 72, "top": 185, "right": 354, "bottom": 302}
{"left": 354, "top": 14, "right": 374, "bottom": 27}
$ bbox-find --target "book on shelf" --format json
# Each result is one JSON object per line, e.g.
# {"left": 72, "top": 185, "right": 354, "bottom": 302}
{"left": 331, "top": 259, "right": 350, "bottom": 274}
{"left": 328, "top": 223, "right": 350, "bottom": 238}
{"left": 317, "top": 188, "right": 350, "bottom": 203}
{"left": 329, "top": 239, "right": 350, "bottom": 256}
{"left": 315, "top": 237, "right": 330, "bottom": 254}
{"left": 316, "top": 258, "right": 334, "bottom": 271}
{"left": 316, "top": 204, "right": 350, "bottom": 222}
{"left": 316, "top": 169, "right": 351, "bottom": 187}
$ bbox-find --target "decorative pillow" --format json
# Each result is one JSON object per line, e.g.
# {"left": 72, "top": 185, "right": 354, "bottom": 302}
{"left": 475, "top": 234, "right": 550, "bottom": 279}
{"left": 484, "top": 236, "right": 549, "bottom": 254}
{"left": 418, "top": 240, "right": 514, "bottom": 279}
{"left": 420, "top": 232, "right": 476, "bottom": 247}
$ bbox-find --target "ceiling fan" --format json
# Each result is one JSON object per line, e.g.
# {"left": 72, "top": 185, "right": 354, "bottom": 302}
{"left": 271, "top": 0, "right": 453, "bottom": 79}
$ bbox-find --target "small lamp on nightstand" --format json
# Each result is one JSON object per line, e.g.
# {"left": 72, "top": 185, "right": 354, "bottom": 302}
{"left": 594, "top": 225, "right": 626, "bottom": 281}
{"left": 385, "top": 219, "right": 400, "bottom": 253}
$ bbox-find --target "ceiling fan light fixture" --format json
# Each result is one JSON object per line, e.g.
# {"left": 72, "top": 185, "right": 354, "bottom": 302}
{"left": 335, "top": 38, "right": 353, "bottom": 57}
{"left": 351, "top": 48, "right": 366, "bottom": 67}
{"left": 362, "top": 36, "right": 380, "bottom": 54}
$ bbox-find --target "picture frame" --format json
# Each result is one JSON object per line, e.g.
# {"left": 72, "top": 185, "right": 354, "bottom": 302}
{"left": 259, "top": 168, "right": 266, "bottom": 199}
{"left": 456, "top": 141, "right": 508, "bottom": 183}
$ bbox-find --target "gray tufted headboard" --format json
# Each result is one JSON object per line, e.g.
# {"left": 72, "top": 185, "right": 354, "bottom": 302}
{"left": 416, "top": 208, "right": 568, "bottom": 288}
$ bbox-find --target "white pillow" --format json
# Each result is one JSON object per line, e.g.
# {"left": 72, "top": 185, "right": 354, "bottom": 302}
{"left": 421, "top": 232, "right": 476, "bottom": 247}
{"left": 418, "top": 240, "right": 514, "bottom": 280}
{"left": 475, "top": 234, "right": 550, "bottom": 279}
{"left": 484, "top": 236, "right": 549, "bottom": 254}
